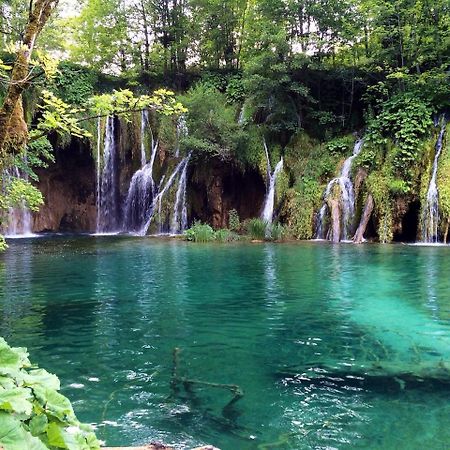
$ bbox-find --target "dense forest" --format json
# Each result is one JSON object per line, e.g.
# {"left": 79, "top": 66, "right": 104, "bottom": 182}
{"left": 0, "top": 0, "right": 449, "bottom": 246}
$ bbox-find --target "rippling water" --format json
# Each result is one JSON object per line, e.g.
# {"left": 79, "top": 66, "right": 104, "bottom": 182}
{"left": 1, "top": 237, "right": 449, "bottom": 449}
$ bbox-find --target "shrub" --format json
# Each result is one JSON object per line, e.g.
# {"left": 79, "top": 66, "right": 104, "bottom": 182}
{"left": 246, "top": 218, "right": 268, "bottom": 240}
{"left": 270, "top": 223, "right": 285, "bottom": 241}
{"left": 0, "top": 338, "right": 100, "bottom": 450}
{"left": 184, "top": 221, "right": 215, "bottom": 242}
{"left": 228, "top": 209, "right": 240, "bottom": 232}
{"left": 215, "top": 228, "right": 239, "bottom": 243}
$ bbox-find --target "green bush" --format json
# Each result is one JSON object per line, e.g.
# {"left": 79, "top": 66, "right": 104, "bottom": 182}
{"left": 179, "top": 84, "right": 245, "bottom": 161}
{"left": 184, "top": 221, "right": 215, "bottom": 242}
{"left": 215, "top": 228, "right": 239, "bottom": 243}
{"left": 270, "top": 223, "right": 285, "bottom": 241}
{"left": 228, "top": 209, "right": 240, "bottom": 232}
{"left": 245, "top": 218, "right": 268, "bottom": 240}
{"left": 0, "top": 338, "right": 100, "bottom": 450}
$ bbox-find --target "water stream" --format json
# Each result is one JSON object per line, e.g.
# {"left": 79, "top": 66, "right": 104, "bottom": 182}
{"left": 123, "top": 112, "right": 159, "bottom": 233}
{"left": 421, "top": 115, "right": 448, "bottom": 243}
{"left": 3, "top": 167, "right": 33, "bottom": 237}
{"left": 140, "top": 155, "right": 191, "bottom": 236}
{"left": 316, "top": 139, "right": 364, "bottom": 241}
{"left": 261, "top": 140, "right": 283, "bottom": 227}
{"left": 97, "top": 116, "right": 120, "bottom": 233}
{"left": 170, "top": 153, "right": 191, "bottom": 234}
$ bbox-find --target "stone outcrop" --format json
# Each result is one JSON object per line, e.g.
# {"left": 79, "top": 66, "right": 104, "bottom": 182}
{"left": 33, "top": 137, "right": 96, "bottom": 233}
{"left": 190, "top": 159, "right": 265, "bottom": 229}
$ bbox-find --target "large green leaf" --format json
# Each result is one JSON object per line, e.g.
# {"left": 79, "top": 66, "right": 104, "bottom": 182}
{"left": 0, "top": 412, "right": 47, "bottom": 450}
{"left": 23, "top": 369, "right": 60, "bottom": 391}
{"left": 0, "top": 339, "right": 30, "bottom": 375}
{"left": 0, "top": 387, "right": 32, "bottom": 416}
{"left": 33, "top": 386, "right": 76, "bottom": 422}
{"left": 28, "top": 415, "right": 48, "bottom": 436}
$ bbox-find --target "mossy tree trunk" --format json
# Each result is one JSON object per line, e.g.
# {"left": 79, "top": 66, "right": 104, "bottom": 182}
{"left": 353, "top": 194, "right": 374, "bottom": 244}
{"left": 0, "top": 0, "right": 59, "bottom": 157}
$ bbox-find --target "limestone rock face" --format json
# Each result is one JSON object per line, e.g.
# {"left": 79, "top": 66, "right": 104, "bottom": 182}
{"left": 190, "top": 159, "right": 265, "bottom": 229}
{"left": 33, "top": 138, "right": 97, "bottom": 233}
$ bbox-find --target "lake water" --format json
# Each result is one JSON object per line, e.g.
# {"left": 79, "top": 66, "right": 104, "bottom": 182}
{"left": 1, "top": 236, "right": 449, "bottom": 449}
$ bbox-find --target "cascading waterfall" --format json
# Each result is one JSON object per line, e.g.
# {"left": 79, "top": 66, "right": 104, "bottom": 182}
{"left": 97, "top": 116, "right": 120, "bottom": 233}
{"left": 122, "top": 112, "right": 159, "bottom": 232}
{"left": 316, "top": 139, "right": 364, "bottom": 241}
{"left": 170, "top": 153, "right": 191, "bottom": 234}
{"left": 3, "top": 168, "right": 33, "bottom": 237}
{"left": 140, "top": 155, "right": 191, "bottom": 236}
{"left": 261, "top": 140, "right": 284, "bottom": 225}
{"left": 421, "top": 115, "right": 448, "bottom": 243}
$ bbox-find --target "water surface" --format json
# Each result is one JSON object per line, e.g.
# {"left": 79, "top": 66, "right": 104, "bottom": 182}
{"left": 1, "top": 237, "right": 449, "bottom": 449}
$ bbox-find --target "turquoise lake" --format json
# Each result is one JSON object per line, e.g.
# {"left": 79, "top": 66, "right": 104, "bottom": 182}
{"left": 1, "top": 237, "right": 449, "bottom": 449}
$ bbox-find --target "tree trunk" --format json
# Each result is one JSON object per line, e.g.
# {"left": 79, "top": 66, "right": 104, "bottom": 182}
{"left": 0, "top": 0, "right": 59, "bottom": 155}
{"left": 329, "top": 199, "right": 341, "bottom": 243}
{"left": 353, "top": 194, "right": 374, "bottom": 244}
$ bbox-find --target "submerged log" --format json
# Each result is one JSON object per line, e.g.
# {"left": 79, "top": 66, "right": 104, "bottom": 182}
{"left": 353, "top": 194, "right": 374, "bottom": 244}
{"left": 276, "top": 360, "right": 450, "bottom": 393}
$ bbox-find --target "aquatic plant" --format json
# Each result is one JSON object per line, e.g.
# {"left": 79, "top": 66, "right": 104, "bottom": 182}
{"left": 0, "top": 338, "right": 99, "bottom": 450}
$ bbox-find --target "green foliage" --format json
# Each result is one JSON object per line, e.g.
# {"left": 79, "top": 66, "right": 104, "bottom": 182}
{"left": 228, "top": 209, "right": 240, "bottom": 232}
{"left": 0, "top": 338, "right": 100, "bottom": 450}
{"left": 270, "top": 223, "right": 285, "bottom": 241}
{"left": 184, "top": 222, "right": 240, "bottom": 243}
{"left": 245, "top": 218, "right": 267, "bottom": 240}
{"left": 214, "top": 228, "right": 239, "bottom": 243}
{"left": 180, "top": 84, "right": 244, "bottom": 161}
{"left": 326, "top": 136, "right": 355, "bottom": 157}
{"left": 36, "top": 91, "right": 90, "bottom": 139}
{"left": 281, "top": 182, "right": 322, "bottom": 240}
{"left": 366, "top": 170, "right": 394, "bottom": 243}
{"left": 1, "top": 178, "right": 44, "bottom": 213}
{"left": 435, "top": 124, "right": 450, "bottom": 229}
{"left": 88, "top": 89, "right": 187, "bottom": 119}
{"left": 366, "top": 93, "right": 433, "bottom": 177}
{"left": 0, "top": 236, "right": 7, "bottom": 252}
{"left": 184, "top": 221, "right": 216, "bottom": 242}
{"left": 23, "top": 137, "right": 55, "bottom": 177}
{"left": 52, "top": 63, "right": 97, "bottom": 106}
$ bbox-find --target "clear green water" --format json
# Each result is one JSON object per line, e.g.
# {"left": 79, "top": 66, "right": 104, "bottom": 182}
{"left": 1, "top": 237, "right": 449, "bottom": 449}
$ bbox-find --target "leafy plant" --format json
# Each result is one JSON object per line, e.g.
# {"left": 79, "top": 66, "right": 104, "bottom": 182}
{"left": 184, "top": 221, "right": 215, "bottom": 242}
{"left": 0, "top": 338, "right": 100, "bottom": 450}
{"left": 366, "top": 93, "right": 433, "bottom": 177}
{"left": 270, "top": 223, "right": 285, "bottom": 241}
{"left": 228, "top": 209, "right": 240, "bottom": 232}
{"left": 245, "top": 218, "right": 268, "bottom": 240}
{"left": 214, "top": 228, "right": 239, "bottom": 243}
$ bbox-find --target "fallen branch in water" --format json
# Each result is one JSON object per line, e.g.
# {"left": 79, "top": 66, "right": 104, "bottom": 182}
{"left": 170, "top": 347, "right": 244, "bottom": 414}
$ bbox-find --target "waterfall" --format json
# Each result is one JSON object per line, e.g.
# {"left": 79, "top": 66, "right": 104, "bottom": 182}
{"left": 175, "top": 115, "right": 188, "bottom": 158}
{"left": 122, "top": 113, "right": 160, "bottom": 233}
{"left": 140, "top": 155, "right": 191, "bottom": 236}
{"left": 4, "top": 168, "right": 33, "bottom": 237}
{"left": 316, "top": 139, "right": 364, "bottom": 241}
{"left": 170, "top": 154, "right": 191, "bottom": 234}
{"left": 97, "top": 116, "right": 120, "bottom": 233}
{"left": 421, "top": 115, "right": 448, "bottom": 243}
{"left": 261, "top": 140, "right": 284, "bottom": 225}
